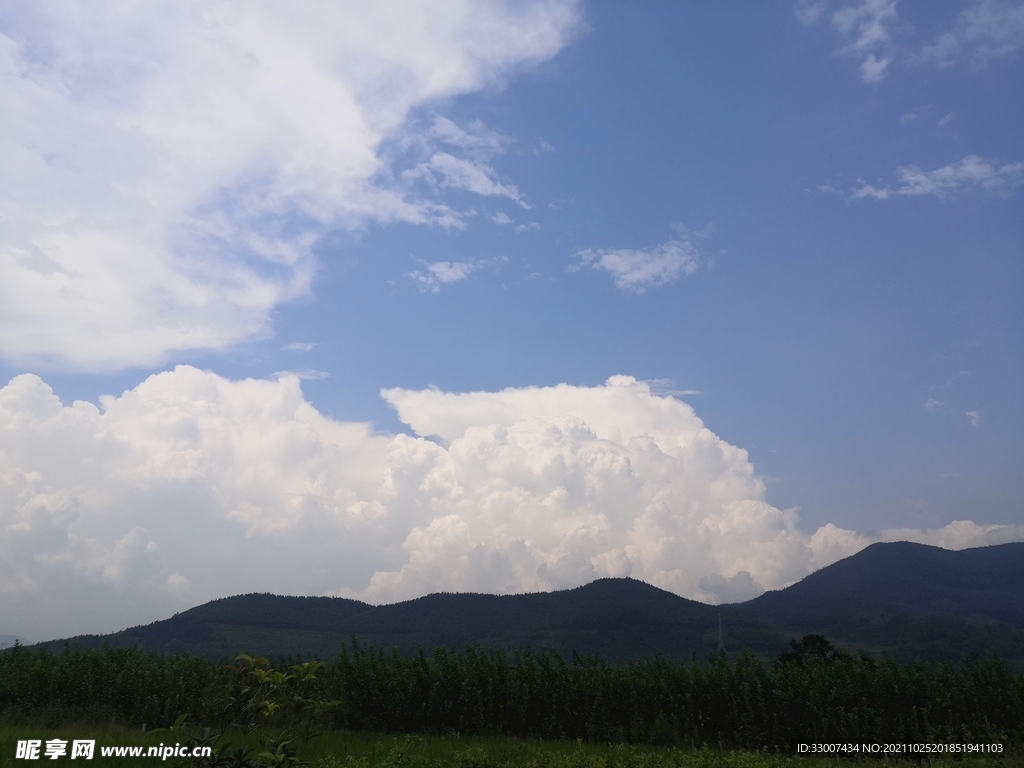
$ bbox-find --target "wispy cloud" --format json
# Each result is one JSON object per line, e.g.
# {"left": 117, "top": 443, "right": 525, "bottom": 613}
{"left": 515, "top": 221, "right": 540, "bottom": 233}
{"left": 408, "top": 261, "right": 481, "bottom": 293}
{"left": 400, "top": 114, "right": 533, "bottom": 209}
{"left": 851, "top": 155, "right": 1024, "bottom": 200}
{"left": 799, "top": 0, "right": 1024, "bottom": 81}
{"left": 427, "top": 116, "right": 512, "bottom": 157}
{"left": 967, "top": 410, "right": 981, "bottom": 426}
{"left": 281, "top": 342, "right": 318, "bottom": 352}
{"left": 572, "top": 238, "right": 701, "bottom": 294}
{"left": 492, "top": 212, "right": 513, "bottom": 225}
{"left": 647, "top": 378, "right": 702, "bottom": 397}
{"left": 407, "top": 257, "right": 507, "bottom": 293}
{"left": 917, "top": 0, "right": 1024, "bottom": 69}
{"left": 272, "top": 369, "right": 330, "bottom": 381}
{"left": 795, "top": 1, "right": 828, "bottom": 26}
{"left": 925, "top": 399, "right": 944, "bottom": 412}
{"left": 404, "top": 153, "right": 526, "bottom": 206}
{"left": 831, "top": 0, "right": 902, "bottom": 82}
{"left": 0, "top": 3, "right": 578, "bottom": 371}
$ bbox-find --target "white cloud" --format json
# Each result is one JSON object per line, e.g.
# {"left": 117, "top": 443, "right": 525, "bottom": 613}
{"left": 0, "top": 1, "right": 578, "bottom": 371}
{"left": 282, "top": 342, "right": 317, "bottom": 352}
{"left": 492, "top": 212, "right": 513, "bottom": 225}
{"left": 850, "top": 182, "right": 891, "bottom": 199}
{"left": 795, "top": 1, "right": 828, "bottom": 26}
{"left": 408, "top": 260, "right": 482, "bottom": 293}
{"left": 897, "top": 156, "right": 1024, "bottom": 196}
{"left": 967, "top": 410, "right": 981, "bottom": 426}
{"left": 859, "top": 53, "right": 891, "bottom": 81}
{"left": 851, "top": 155, "right": 1024, "bottom": 200}
{"left": 404, "top": 152, "right": 526, "bottom": 205}
{"left": 428, "top": 116, "right": 512, "bottom": 157}
{"left": 938, "top": 113, "right": 955, "bottom": 126}
{"left": 699, "top": 571, "right": 765, "bottom": 603}
{"left": 646, "top": 379, "right": 701, "bottom": 397}
{"left": 2, "top": 368, "right": 1021, "bottom": 640}
{"left": 831, "top": 0, "right": 901, "bottom": 82}
{"left": 805, "top": 1, "right": 1024, "bottom": 80}
{"left": 918, "top": 0, "right": 1024, "bottom": 69}
{"left": 515, "top": 221, "right": 540, "bottom": 233}
{"left": 924, "top": 398, "right": 944, "bottom": 411}
{"left": 573, "top": 239, "right": 701, "bottom": 294}
{"left": 271, "top": 369, "right": 329, "bottom": 381}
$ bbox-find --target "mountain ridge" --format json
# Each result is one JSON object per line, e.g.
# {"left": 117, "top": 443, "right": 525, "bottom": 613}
{"left": 21, "top": 541, "right": 1024, "bottom": 665}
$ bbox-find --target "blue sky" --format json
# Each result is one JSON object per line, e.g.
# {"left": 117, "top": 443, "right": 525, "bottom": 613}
{"left": 1, "top": 0, "right": 1022, "bottom": 640}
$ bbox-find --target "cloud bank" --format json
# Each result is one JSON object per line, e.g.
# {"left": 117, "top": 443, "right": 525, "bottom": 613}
{"left": 0, "top": 1, "right": 579, "bottom": 371}
{"left": 3, "top": 368, "right": 1022, "bottom": 641}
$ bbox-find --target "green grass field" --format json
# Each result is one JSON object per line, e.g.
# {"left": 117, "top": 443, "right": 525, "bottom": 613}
{"left": 1, "top": 725, "right": 1019, "bottom": 768}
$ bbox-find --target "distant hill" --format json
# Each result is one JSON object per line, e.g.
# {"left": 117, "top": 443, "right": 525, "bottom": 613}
{"left": 26, "top": 542, "right": 1024, "bottom": 664}
{"left": 731, "top": 540, "right": 1024, "bottom": 662}
{"left": 32, "top": 578, "right": 786, "bottom": 661}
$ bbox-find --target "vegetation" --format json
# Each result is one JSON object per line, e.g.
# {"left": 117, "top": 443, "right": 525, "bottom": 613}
{"left": 2, "top": 636, "right": 1022, "bottom": 761}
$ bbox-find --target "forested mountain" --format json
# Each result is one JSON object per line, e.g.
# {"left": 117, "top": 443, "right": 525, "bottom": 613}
{"left": 32, "top": 579, "right": 780, "bottom": 660}
{"left": 26, "top": 542, "right": 1024, "bottom": 664}
{"left": 731, "top": 540, "right": 1024, "bottom": 662}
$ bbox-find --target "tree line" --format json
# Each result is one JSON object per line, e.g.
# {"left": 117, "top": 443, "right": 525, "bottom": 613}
{"left": 1, "top": 636, "right": 1021, "bottom": 751}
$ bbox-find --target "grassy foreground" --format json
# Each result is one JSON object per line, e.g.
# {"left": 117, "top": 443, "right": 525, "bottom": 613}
{"left": 0, "top": 726, "right": 1020, "bottom": 768}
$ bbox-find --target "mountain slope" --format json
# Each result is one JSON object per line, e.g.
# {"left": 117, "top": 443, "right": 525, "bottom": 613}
{"left": 34, "top": 579, "right": 783, "bottom": 660}
{"left": 731, "top": 541, "right": 1024, "bottom": 660}
{"left": 27, "top": 542, "right": 1024, "bottom": 663}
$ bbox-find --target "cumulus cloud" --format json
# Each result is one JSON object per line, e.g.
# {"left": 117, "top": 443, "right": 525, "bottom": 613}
{"left": 851, "top": 155, "right": 1024, "bottom": 200}
{"left": 0, "top": 1, "right": 578, "bottom": 371}
{"left": 918, "top": 0, "right": 1024, "bottom": 69}
{"left": 3, "top": 368, "right": 1022, "bottom": 640}
{"left": 572, "top": 239, "right": 701, "bottom": 293}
